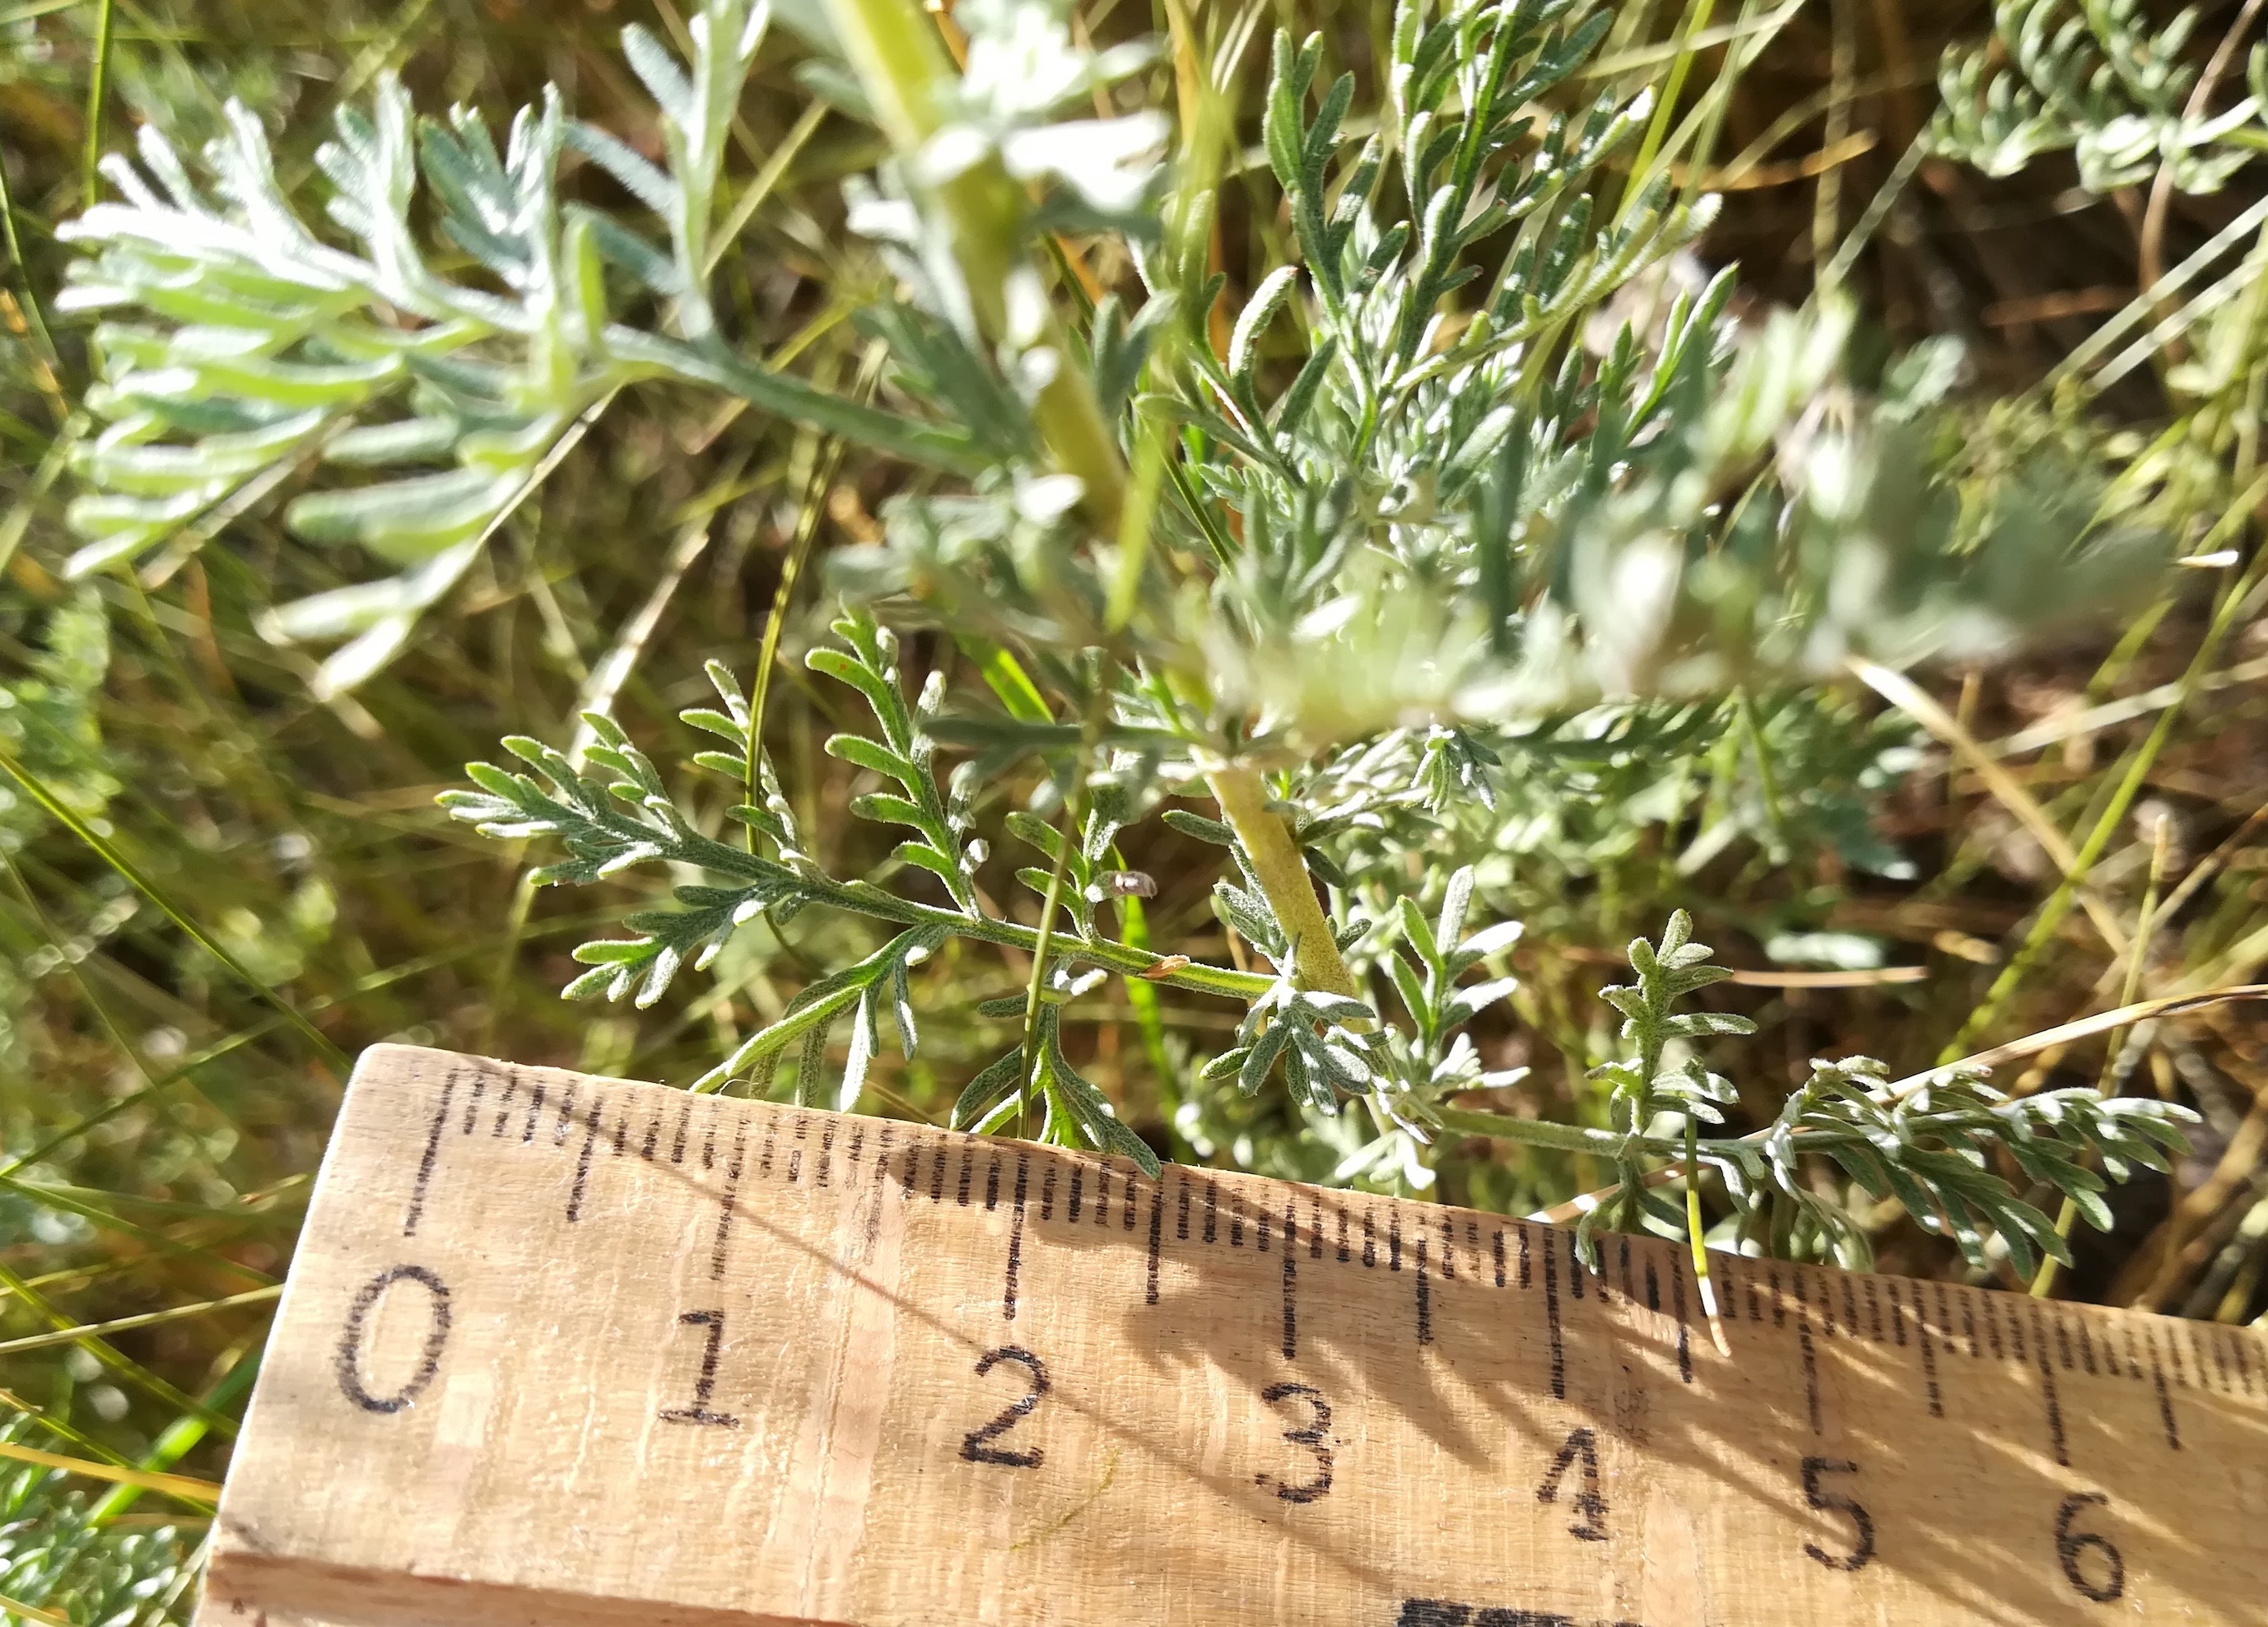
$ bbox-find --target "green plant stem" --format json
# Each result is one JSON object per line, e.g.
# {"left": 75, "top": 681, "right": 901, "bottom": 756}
{"left": 803, "top": 871, "right": 1272, "bottom": 1001}
{"left": 1206, "top": 762, "right": 1361, "bottom": 999}
{"left": 1810, "top": 0, "right": 1855, "bottom": 282}
{"left": 0, "top": 1381, "right": 141, "bottom": 1482}
{"left": 0, "top": 1286, "right": 281, "bottom": 1358}
{"left": 819, "top": 0, "right": 1127, "bottom": 532}
{"left": 90, "top": 1343, "right": 263, "bottom": 1522}
{"left": 1683, "top": 1109, "right": 1730, "bottom": 1352}
{"left": 0, "top": 144, "right": 59, "bottom": 401}
{"left": 743, "top": 347, "right": 881, "bottom": 836}
{"left": 2031, "top": 815, "right": 2173, "bottom": 1298}
{"left": 1427, "top": 1105, "right": 1682, "bottom": 1159}
{"left": 1109, "top": 860, "right": 1180, "bottom": 1121}
{"left": 0, "top": 746, "right": 349, "bottom": 1073}
{"left": 1432, "top": 1101, "right": 1923, "bottom": 1177}
{"left": 1618, "top": 0, "right": 1716, "bottom": 222}
{"left": 1732, "top": 688, "right": 1788, "bottom": 860}
{"left": 1945, "top": 492, "right": 2268, "bottom": 1058}
{"left": 79, "top": 0, "right": 115, "bottom": 208}
{"left": 605, "top": 330, "right": 978, "bottom": 474}
{"left": 820, "top": 0, "right": 1351, "bottom": 1007}
{"left": 0, "top": 1261, "right": 239, "bottom": 1443}
{"left": 1018, "top": 740, "right": 1097, "bottom": 1140}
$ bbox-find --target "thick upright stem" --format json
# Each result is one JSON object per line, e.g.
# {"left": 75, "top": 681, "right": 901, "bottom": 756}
{"left": 822, "top": 0, "right": 1125, "bottom": 533}
{"left": 1207, "top": 764, "right": 1358, "bottom": 998}
{"left": 824, "top": 0, "right": 1354, "bottom": 1002}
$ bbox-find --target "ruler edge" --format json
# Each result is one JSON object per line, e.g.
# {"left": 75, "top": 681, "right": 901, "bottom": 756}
{"left": 196, "top": 1042, "right": 2268, "bottom": 1622}
{"left": 203, "top": 1546, "right": 849, "bottom": 1627}
{"left": 324, "top": 1045, "right": 2263, "bottom": 1372}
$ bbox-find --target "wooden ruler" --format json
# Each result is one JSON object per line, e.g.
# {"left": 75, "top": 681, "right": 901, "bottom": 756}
{"left": 197, "top": 1045, "right": 2266, "bottom": 1626}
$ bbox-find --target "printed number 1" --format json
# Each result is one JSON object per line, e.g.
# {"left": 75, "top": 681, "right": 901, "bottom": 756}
{"left": 659, "top": 1310, "right": 740, "bottom": 1427}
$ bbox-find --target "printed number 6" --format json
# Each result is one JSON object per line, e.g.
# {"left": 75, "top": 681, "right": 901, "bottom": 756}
{"left": 2056, "top": 1494, "right": 2125, "bottom": 1603}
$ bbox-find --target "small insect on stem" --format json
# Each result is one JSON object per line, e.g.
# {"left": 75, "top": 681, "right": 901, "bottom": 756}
{"left": 1097, "top": 870, "right": 1157, "bottom": 897}
{"left": 1138, "top": 955, "right": 1191, "bottom": 981}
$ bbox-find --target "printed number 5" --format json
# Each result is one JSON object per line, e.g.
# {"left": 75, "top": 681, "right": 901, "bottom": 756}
{"left": 1800, "top": 1456, "right": 1876, "bottom": 1572}
{"left": 1258, "top": 1382, "right": 1334, "bottom": 1503}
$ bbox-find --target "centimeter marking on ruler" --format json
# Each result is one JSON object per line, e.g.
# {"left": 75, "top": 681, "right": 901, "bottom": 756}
{"left": 204, "top": 1047, "right": 2268, "bottom": 1627}
{"left": 397, "top": 1055, "right": 2258, "bottom": 1460}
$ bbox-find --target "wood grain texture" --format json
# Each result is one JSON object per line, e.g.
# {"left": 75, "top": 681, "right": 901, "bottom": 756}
{"left": 195, "top": 1045, "right": 2268, "bottom": 1626}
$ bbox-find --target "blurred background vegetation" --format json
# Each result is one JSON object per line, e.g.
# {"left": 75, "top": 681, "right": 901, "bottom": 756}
{"left": 3, "top": 0, "right": 2266, "bottom": 1616}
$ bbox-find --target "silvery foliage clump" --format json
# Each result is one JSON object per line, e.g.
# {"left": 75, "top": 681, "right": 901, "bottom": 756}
{"left": 1299, "top": 689, "right": 1927, "bottom": 892}
{"left": 849, "top": 3, "right": 2162, "bottom": 750}
{"left": 55, "top": 0, "right": 963, "bottom": 695}
{"left": 440, "top": 606, "right": 1228, "bottom": 1175}
{"left": 438, "top": 600, "right": 1528, "bottom": 1178}
{"left": 0, "top": 591, "right": 116, "bottom": 1075}
{"left": 882, "top": 0, "right": 1167, "bottom": 220}
{"left": 0, "top": 1420, "right": 196, "bottom": 1625}
{"left": 62, "top": 0, "right": 2194, "bottom": 1244}
{"left": 1926, "top": 0, "right": 2266, "bottom": 191}
{"left": 1574, "top": 917, "right": 2193, "bottom": 1274}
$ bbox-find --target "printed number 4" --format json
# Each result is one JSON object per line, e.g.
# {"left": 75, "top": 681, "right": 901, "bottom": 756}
{"left": 1535, "top": 1427, "right": 1608, "bottom": 1541}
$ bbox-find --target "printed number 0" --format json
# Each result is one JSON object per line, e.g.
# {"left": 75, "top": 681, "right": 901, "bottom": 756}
{"left": 2056, "top": 1494, "right": 2126, "bottom": 1603}
{"left": 334, "top": 1265, "right": 451, "bottom": 1415}
{"left": 1258, "top": 1382, "right": 1334, "bottom": 1503}
{"left": 1800, "top": 1457, "right": 1876, "bottom": 1572}
{"left": 961, "top": 1346, "right": 1050, "bottom": 1469}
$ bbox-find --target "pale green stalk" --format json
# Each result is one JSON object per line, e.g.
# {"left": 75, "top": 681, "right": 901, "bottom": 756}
{"left": 823, "top": 0, "right": 1126, "bottom": 533}
{"left": 2030, "top": 816, "right": 2172, "bottom": 1298}
{"left": 1945, "top": 481, "right": 2268, "bottom": 1057}
{"left": 820, "top": 0, "right": 1360, "bottom": 1000}
{"left": 1018, "top": 730, "right": 1095, "bottom": 1139}
{"left": 1207, "top": 762, "right": 1362, "bottom": 999}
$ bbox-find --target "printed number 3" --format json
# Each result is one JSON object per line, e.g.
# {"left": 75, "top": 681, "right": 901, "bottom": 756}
{"left": 1258, "top": 1382, "right": 1334, "bottom": 1503}
{"left": 961, "top": 1346, "right": 1049, "bottom": 1469}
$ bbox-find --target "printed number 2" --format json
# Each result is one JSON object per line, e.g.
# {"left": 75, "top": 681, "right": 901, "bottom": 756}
{"left": 1258, "top": 1382, "right": 1334, "bottom": 1503}
{"left": 961, "top": 1346, "right": 1049, "bottom": 1469}
{"left": 1800, "top": 1456, "right": 1876, "bottom": 1572}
